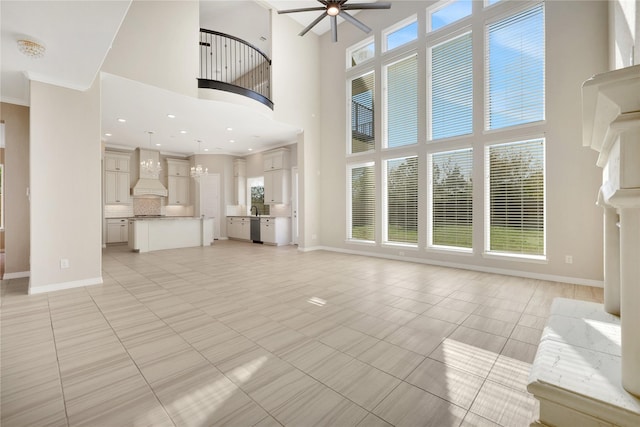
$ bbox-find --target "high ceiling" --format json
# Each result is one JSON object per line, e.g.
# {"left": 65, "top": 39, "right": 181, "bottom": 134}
{"left": 0, "top": 0, "right": 311, "bottom": 156}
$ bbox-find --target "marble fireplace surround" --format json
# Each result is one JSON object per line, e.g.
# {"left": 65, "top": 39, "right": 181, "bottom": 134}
{"left": 528, "top": 65, "right": 640, "bottom": 426}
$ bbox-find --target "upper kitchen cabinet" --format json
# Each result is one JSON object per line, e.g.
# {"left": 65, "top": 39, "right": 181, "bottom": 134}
{"left": 166, "top": 158, "right": 190, "bottom": 206}
{"left": 263, "top": 148, "right": 290, "bottom": 171}
{"left": 167, "top": 160, "right": 189, "bottom": 177}
{"left": 233, "top": 159, "right": 246, "bottom": 205}
{"left": 264, "top": 169, "right": 290, "bottom": 204}
{"left": 104, "top": 152, "right": 131, "bottom": 205}
{"left": 105, "top": 153, "right": 130, "bottom": 172}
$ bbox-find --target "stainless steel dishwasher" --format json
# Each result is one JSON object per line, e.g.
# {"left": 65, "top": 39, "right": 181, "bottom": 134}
{"left": 250, "top": 217, "right": 262, "bottom": 243}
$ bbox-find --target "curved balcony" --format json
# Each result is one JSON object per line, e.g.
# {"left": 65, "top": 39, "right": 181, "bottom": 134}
{"left": 198, "top": 29, "right": 273, "bottom": 110}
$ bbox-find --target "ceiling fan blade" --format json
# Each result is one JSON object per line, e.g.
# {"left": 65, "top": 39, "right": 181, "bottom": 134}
{"left": 331, "top": 15, "right": 338, "bottom": 42}
{"left": 340, "top": 10, "right": 372, "bottom": 33}
{"left": 342, "top": 2, "right": 392, "bottom": 10}
{"left": 299, "top": 12, "right": 328, "bottom": 37}
{"left": 278, "top": 6, "right": 326, "bottom": 14}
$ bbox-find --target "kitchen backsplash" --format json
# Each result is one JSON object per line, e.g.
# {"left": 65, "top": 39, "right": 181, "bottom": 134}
{"left": 134, "top": 198, "right": 161, "bottom": 216}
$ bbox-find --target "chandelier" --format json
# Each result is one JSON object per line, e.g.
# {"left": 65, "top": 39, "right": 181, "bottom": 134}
{"left": 17, "top": 39, "right": 46, "bottom": 59}
{"left": 191, "top": 140, "right": 208, "bottom": 181}
{"left": 140, "top": 131, "right": 162, "bottom": 177}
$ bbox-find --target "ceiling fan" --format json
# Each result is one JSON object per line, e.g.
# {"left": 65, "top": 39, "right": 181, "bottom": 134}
{"left": 277, "top": 0, "right": 391, "bottom": 42}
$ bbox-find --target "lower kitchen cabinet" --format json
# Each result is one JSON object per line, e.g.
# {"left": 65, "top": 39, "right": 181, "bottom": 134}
{"left": 106, "top": 218, "right": 129, "bottom": 243}
{"left": 227, "top": 217, "right": 250, "bottom": 240}
{"left": 260, "top": 217, "right": 291, "bottom": 246}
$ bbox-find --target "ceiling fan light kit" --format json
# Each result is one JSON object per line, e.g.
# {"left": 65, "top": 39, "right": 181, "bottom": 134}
{"left": 278, "top": 0, "right": 391, "bottom": 42}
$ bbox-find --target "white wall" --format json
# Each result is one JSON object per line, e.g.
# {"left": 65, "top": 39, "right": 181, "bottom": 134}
{"left": 317, "top": 1, "right": 608, "bottom": 285}
{"left": 102, "top": 0, "right": 199, "bottom": 98}
{"left": 270, "top": 9, "right": 321, "bottom": 250}
{"left": 29, "top": 80, "right": 102, "bottom": 293}
{"left": 200, "top": 0, "right": 271, "bottom": 57}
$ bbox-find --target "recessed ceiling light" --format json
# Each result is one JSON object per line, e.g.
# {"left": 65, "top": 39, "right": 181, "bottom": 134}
{"left": 248, "top": 148, "right": 253, "bottom": 151}
{"left": 204, "top": 148, "right": 209, "bottom": 152}
{"left": 180, "top": 130, "right": 187, "bottom": 134}
{"left": 229, "top": 139, "right": 235, "bottom": 143}
{"left": 155, "top": 143, "right": 161, "bottom": 146}
{"left": 104, "top": 133, "right": 112, "bottom": 137}
{"left": 226, "top": 127, "right": 233, "bottom": 131}
{"left": 117, "top": 118, "right": 126, "bottom": 123}
{"left": 167, "top": 114, "right": 176, "bottom": 119}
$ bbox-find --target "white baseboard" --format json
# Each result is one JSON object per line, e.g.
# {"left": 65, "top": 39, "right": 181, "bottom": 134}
{"left": 297, "top": 245, "right": 324, "bottom": 253}
{"left": 2, "top": 271, "right": 30, "bottom": 280}
{"left": 29, "top": 276, "right": 103, "bottom": 295}
{"left": 314, "top": 245, "right": 604, "bottom": 288}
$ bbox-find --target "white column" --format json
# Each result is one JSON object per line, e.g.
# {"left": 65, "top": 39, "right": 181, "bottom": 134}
{"left": 620, "top": 207, "right": 640, "bottom": 397}
{"left": 603, "top": 206, "right": 621, "bottom": 315}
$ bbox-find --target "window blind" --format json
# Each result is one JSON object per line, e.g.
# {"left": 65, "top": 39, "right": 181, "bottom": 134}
{"left": 431, "top": 32, "right": 473, "bottom": 140}
{"left": 350, "top": 164, "right": 376, "bottom": 241}
{"left": 351, "top": 72, "right": 375, "bottom": 154}
{"left": 430, "top": 148, "right": 473, "bottom": 249}
{"left": 386, "top": 156, "right": 418, "bottom": 244}
{"left": 385, "top": 55, "right": 418, "bottom": 148}
{"left": 486, "top": 4, "right": 545, "bottom": 130}
{"left": 487, "top": 139, "right": 545, "bottom": 256}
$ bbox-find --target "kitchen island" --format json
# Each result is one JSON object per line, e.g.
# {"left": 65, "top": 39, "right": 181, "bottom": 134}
{"left": 128, "top": 217, "right": 214, "bottom": 253}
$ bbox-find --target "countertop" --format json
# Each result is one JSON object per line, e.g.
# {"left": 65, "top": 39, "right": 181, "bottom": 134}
{"left": 227, "top": 215, "right": 290, "bottom": 219}
{"left": 128, "top": 216, "right": 212, "bottom": 221}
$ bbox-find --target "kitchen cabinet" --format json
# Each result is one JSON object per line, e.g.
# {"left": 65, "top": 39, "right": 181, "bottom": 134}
{"left": 264, "top": 169, "right": 290, "bottom": 204}
{"left": 263, "top": 148, "right": 290, "bottom": 171}
{"left": 227, "top": 217, "right": 250, "bottom": 240}
{"left": 105, "top": 152, "right": 131, "bottom": 205}
{"left": 106, "top": 218, "right": 128, "bottom": 243}
{"left": 168, "top": 176, "right": 189, "bottom": 205}
{"left": 105, "top": 154, "right": 130, "bottom": 172}
{"left": 167, "top": 160, "right": 189, "bottom": 177}
{"left": 166, "top": 159, "right": 190, "bottom": 205}
{"left": 260, "top": 217, "right": 290, "bottom": 246}
{"left": 105, "top": 170, "right": 130, "bottom": 204}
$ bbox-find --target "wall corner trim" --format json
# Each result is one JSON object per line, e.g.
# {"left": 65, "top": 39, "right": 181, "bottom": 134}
{"left": 28, "top": 276, "right": 103, "bottom": 295}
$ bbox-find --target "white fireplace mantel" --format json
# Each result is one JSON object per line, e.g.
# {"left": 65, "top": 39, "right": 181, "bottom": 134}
{"left": 528, "top": 64, "right": 640, "bottom": 426}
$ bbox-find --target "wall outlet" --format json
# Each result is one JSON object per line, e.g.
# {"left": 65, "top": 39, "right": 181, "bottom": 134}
{"left": 312, "top": 234, "right": 317, "bottom": 240}
{"left": 399, "top": 251, "right": 405, "bottom": 256}
{"left": 565, "top": 255, "right": 573, "bottom": 264}
{"left": 60, "top": 259, "right": 70, "bottom": 269}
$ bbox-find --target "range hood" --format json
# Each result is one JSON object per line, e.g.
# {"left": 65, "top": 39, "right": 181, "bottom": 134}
{"left": 132, "top": 148, "right": 168, "bottom": 197}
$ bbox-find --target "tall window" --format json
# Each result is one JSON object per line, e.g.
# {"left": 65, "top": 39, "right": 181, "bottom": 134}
{"left": 430, "top": 31, "right": 473, "bottom": 140}
{"left": 486, "top": 139, "right": 545, "bottom": 256}
{"left": 351, "top": 72, "right": 375, "bottom": 154}
{"left": 486, "top": 4, "right": 545, "bottom": 130}
{"left": 248, "top": 177, "right": 269, "bottom": 216}
{"left": 384, "top": 54, "right": 418, "bottom": 148}
{"left": 348, "top": 163, "right": 375, "bottom": 241}
{"left": 385, "top": 156, "right": 418, "bottom": 245}
{"left": 0, "top": 122, "right": 4, "bottom": 230}
{"left": 430, "top": 148, "right": 473, "bottom": 249}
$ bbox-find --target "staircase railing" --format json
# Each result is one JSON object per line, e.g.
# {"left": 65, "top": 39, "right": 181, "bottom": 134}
{"left": 198, "top": 29, "right": 273, "bottom": 109}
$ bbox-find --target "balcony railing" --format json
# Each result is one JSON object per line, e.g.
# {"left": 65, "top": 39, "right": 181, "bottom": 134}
{"left": 198, "top": 29, "right": 273, "bottom": 109}
{"left": 352, "top": 100, "right": 374, "bottom": 142}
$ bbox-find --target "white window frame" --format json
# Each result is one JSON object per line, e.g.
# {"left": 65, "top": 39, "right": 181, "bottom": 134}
{"left": 382, "top": 52, "right": 419, "bottom": 150}
{"left": 427, "top": 147, "right": 474, "bottom": 253}
{"left": 346, "top": 161, "right": 376, "bottom": 243}
{"left": 346, "top": 36, "right": 375, "bottom": 69}
{"left": 382, "top": 15, "right": 418, "bottom": 53}
{"left": 427, "top": 0, "right": 473, "bottom": 33}
{"left": 483, "top": 137, "right": 547, "bottom": 261}
{"left": 427, "top": 28, "right": 473, "bottom": 142}
{"left": 383, "top": 155, "right": 419, "bottom": 248}
{"left": 484, "top": 2, "right": 546, "bottom": 133}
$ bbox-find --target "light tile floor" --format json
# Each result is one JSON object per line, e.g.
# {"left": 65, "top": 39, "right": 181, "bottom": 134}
{"left": 1, "top": 241, "right": 604, "bottom": 427}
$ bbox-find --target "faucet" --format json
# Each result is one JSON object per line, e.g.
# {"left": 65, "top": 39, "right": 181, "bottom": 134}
{"left": 250, "top": 205, "right": 259, "bottom": 216}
